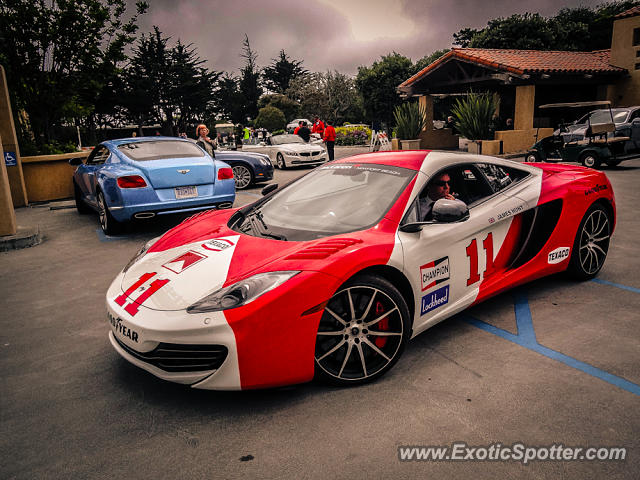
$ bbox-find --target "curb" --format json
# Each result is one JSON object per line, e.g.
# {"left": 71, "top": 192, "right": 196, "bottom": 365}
{"left": 0, "top": 225, "right": 43, "bottom": 252}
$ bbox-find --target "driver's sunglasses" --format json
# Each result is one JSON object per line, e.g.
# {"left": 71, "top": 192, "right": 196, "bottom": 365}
{"left": 433, "top": 180, "right": 450, "bottom": 187}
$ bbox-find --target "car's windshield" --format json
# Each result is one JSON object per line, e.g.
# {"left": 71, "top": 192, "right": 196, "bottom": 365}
{"left": 230, "top": 163, "right": 416, "bottom": 241}
{"left": 118, "top": 140, "right": 205, "bottom": 161}
{"left": 576, "top": 109, "right": 629, "bottom": 125}
{"left": 271, "top": 135, "right": 305, "bottom": 145}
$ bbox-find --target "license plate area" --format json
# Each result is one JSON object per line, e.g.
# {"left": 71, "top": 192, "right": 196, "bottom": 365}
{"left": 175, "top": 186, "right": 197, "bottom": 199}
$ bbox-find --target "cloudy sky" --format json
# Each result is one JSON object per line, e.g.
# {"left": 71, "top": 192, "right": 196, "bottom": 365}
{"left": 133, "top": 0, "right": 604, "bottom": 75}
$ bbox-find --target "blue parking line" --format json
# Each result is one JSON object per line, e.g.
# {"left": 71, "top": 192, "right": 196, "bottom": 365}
{"left": 590, "top": 278, "right": 640, "bottom": 294}
{"left": 96, "top": 229, "right": 124, "bottom": 242}
{"left": 461, "top": 290, "right": 640, "bottom": 397}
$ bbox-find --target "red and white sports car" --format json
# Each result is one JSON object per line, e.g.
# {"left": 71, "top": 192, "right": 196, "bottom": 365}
{"left": 106, "top": 151, "right": 615, "bottom": 390}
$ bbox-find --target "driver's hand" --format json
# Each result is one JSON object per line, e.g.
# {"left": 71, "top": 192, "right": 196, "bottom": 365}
{"left": 444, "top": 193, "right": 455, "bottom": 200}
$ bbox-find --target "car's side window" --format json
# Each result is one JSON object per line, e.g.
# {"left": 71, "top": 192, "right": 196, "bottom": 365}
{"left": 87, "top": 146, "right": 109, "bottom": 165}
{"left": 475, "top": 163, "right": 529, "bottom": 194}
{"left": 409, "top": 165, "right": 493, "bottom": 223}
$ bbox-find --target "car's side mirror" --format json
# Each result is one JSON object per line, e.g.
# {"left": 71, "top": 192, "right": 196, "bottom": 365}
{"left": 259, "top": 141, "right": 266, "bottom": 146}
{"left": 399, "top": 223, "right": 424, "bottom": 233}
{"left": 432, "top": 198, "right": 469, "bottom": 223}
{"left": 68, "top": 157, "right": 83, "bottom": 166}
{"left": 261, "top": 183, "right": 278, "bottom": 196}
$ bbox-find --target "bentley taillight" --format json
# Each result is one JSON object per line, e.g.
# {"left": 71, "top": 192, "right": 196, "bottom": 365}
{"left": 117, "top": 175, "right": 147, "bottom": 188}
{"left": 218, "top": 167, "right": 234, "bottom": 180}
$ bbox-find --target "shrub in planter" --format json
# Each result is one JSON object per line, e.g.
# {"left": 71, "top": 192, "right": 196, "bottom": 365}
{"left": 451, "top": 92, "right": 497, "bottom": 141}
{"left": 393, "top": 101, "right": 428, "bottom": 140}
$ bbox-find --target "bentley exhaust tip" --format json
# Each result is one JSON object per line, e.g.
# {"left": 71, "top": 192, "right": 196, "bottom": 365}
{"left": 134, "top": 212, "right": 156, "bottom": 219}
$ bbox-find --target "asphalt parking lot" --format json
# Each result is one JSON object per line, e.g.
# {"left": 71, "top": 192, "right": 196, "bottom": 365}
{"left": 1, "top": 149, "right": 639, "bottom": 479}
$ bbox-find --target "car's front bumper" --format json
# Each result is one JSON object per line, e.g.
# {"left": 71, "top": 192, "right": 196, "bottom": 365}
{"left": 106, "top": 269, "right": 340, "bottom": 390}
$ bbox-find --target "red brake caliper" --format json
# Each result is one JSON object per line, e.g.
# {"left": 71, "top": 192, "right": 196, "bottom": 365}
{"left": 374, "top": 301, "right": 389, "bottom": 348}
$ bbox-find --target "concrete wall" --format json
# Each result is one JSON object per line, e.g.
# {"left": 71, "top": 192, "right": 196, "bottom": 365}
{"left": 610, "top": 14, "right": 640, "bottom": 106}
{"left": 495, "top": 128, "right": 554, "bottom": 153}
{"left": 418, "top": 128, "right": 459, "bottom": 149}
{"left": 21, "top": 151, "right": 88, "bottom": 202}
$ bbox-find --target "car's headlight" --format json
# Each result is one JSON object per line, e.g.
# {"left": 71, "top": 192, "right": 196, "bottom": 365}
{"left": 258, "top": 156, "right": 271, "bottom": 166}
{"left": 282, "top": 150, "right": 298, "bottom": 156}
{"left": 123, "top": 236, "right": 161, "bottom": 273}
{"left": 187, "top": 271, "right": 300, "bottom": 313}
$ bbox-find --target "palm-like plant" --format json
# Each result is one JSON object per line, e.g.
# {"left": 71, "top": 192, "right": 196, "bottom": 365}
{"left": 393, "top": 101, "right": 428, "bottom": 139}
{"left": 451, "top": 92, "right": 497, "bottom": 140}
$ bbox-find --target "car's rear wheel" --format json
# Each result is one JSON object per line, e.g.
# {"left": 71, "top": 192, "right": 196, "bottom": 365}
{"left": 232, "top": 164, "right": 253, "bottom": 189}
{"left": 314, "top": 274, "right": 410, "bottom": 386}
{"left": 567, "top": 204, "right": 611, "bottom": 280}
{"left": 580, "top": 152, "right": 601, "bottom": 169}
{"left": 97, "top": 190, "right": 121, "bottom": 235}
{"left": 73, "top": 181, "right": 92, "bottom": 214}
{"left": 276, "top": 153, "right": 287, "bottom": 170}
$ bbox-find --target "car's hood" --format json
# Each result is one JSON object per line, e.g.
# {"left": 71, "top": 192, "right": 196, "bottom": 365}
{"left": 118, "top": 210, "right": 397, "bottom": 311}
{"left": 278, "top": 143, "right": 324, "bottom": 153}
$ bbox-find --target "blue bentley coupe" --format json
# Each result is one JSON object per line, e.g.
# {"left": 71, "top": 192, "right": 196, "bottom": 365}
{"left": 69, "top": 137, "right": 236, "bottom": 234}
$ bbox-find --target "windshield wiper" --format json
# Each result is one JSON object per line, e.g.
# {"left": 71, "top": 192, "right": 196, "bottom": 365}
{"left": 244, "top": 209, "right": 287, "bottom": 241}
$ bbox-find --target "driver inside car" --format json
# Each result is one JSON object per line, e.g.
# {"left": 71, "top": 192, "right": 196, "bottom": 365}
{"left": 419, "top": 172, "right": 457, "bottom": 221}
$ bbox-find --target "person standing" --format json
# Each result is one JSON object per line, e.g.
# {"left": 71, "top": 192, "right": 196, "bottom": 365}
{"left": 195, "top": 124, "right": 216, "bottom": 157}
{"left": 312, "top": 116, "right": 325, "bottom": 138}
{"left": 323, "top": 120, "right": 336, "bottom": 161}
{"left": 293, "top": 120, "right": 303, "bottom": 135}
{"left": 297, "top": 121, "right": 311, "bottom": 142}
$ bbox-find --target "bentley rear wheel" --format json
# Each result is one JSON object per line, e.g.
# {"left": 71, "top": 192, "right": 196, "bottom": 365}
{"left": 314, "top": 274, "right": 410, "bottom": 386}
{"left": 97, "top": 191, "right": 122, "bottom": 235}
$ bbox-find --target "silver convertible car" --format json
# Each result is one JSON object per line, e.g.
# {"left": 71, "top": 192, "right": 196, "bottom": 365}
{"left": 245, "top": 134, "right": 328, "bottom": 169}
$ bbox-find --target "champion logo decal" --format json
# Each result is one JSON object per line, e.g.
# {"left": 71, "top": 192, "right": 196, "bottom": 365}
{"left": 162, "top": 250, "right": 207, "bottom": 274}
{"left": 420, "top": 256, "right": 450, "bottom": 291}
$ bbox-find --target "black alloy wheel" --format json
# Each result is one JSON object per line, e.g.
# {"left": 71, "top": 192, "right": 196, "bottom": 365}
{"left": 232, "top": 164, "right": 253, "bottom": 190}
{"left": 568, "top": 204, "right": 611, "bottom": 280}
{"left": 314, "top": 274, "right": 410, "bottom": 385}
{"left": 97, "top": 190, "right": 121, "bottom": 235}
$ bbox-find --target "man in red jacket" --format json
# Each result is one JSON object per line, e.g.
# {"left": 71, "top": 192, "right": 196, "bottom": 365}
{"left": 323, "top": 120, "right": 336, "bottom": 161}
{"left": 312, "top": 116, "right": 325, "bottom": 138}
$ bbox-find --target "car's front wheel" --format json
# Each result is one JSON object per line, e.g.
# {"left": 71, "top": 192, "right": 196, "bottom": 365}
{"left": 314, "top": 274, "right": 410, "bottom": 386}
{"left": 525, "top": 152, "right": 540, "bottom": 162}
{"left": 580, "top": 152, "right": 601, "bottom": 169}
{"left": 567, "top": 203, "right": 611, "bottom": 280}
{"left": 97, "top": 190, "right": 121, "bottom": 235}
{"left": 232, "top": 164, "right": 253, "bottom": 189}
{"left": 276, "top": 153, "right": 287, "bottom": 170}
{"left": 73, "top": 181, "right": 92, "bottom": 214}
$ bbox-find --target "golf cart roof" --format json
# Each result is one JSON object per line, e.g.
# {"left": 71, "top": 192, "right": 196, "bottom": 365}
{"left": 539, "top": 101, "right": 611, "bottom": 109}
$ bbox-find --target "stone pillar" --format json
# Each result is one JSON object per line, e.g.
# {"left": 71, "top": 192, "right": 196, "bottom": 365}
{"left": 514, "top": 85, "right": 535, "bottom": 130}
{"left": 0, "top": 65, "right": 28, "bottom": 207}
{"left": 0, "top": 135, "right": 17, "bottom": 235}
{"left": 418, "top": 95, "right": 434, "bottom": 131}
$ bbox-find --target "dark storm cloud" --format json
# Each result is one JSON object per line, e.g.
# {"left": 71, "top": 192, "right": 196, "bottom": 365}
{"left": 131, "top": 0, "right": 605, "bottom": 75}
